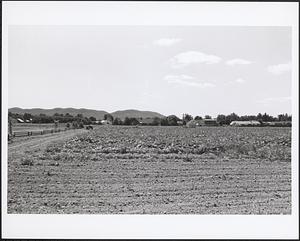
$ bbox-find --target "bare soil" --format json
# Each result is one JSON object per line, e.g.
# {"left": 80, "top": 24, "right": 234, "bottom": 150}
{"left": 7, "top": 126, "right": 291, "bottom": 214}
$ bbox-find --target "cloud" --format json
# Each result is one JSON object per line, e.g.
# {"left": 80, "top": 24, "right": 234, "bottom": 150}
{"left": 164, "top": 74, "right": 215, "bottom": 88}
{"left": 268, "top": 62, "right": 291, "bottom": 75}
{"left": 153, "top": 38, "right": 182, "bottom": 47}
{"left": 225, "top": 78, "right": 246, "bottom": 85}
{"left": 170, "top": 51, "right": 222, "bottom": 68}
{"left": 235, "top": 78, "right": 246, "bottom": 83}
{"left": 164, "top": 74, "right": 195, "bottom": 81}
{"left": 256, "top": 96, "right": 291, "bottom": 104}
{"left": 225, "top": 58, "right": 252, "bottom": 66}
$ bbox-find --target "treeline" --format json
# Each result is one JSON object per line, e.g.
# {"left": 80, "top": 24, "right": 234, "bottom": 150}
{"left": 8, "top": 112, "right": 96, "bottom": 125}
{"left": 111, "top": 115, "right": 181, "bottom": 126}
{"left": 215, "top": 112, "right": 292, "bottom": 125}
{"left": 110, "top": 113, "right": 292, "bottom": 126}
{"left": 8, "top": 111, "right": 292, "bottom": 126}
{"left": 103, "top": 113, "right": 292, "bottom": 126}
{"left": 8, "top": 112, "right": 183, "bottom": 126}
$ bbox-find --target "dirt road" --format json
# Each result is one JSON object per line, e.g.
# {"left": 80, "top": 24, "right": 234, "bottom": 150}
{"left": 8, "top": 129, "right": 87, "bottom": 154}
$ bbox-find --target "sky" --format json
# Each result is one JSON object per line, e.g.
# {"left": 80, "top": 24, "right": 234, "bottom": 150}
{"left": 8, "top": 25, "right": 292, "bottom": 118}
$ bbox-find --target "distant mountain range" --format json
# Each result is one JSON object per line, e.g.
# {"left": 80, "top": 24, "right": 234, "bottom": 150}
{"left": 8, "top": 107, "right": 165, "bottom": 120}
{"left": 110, "top": 109, "right": 165, "bottom": 120}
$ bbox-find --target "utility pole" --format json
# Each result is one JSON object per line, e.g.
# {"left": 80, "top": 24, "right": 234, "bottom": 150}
{"left": 8, "top": 116, "right": 13, "bottom": 140}
{"left": 54, "top": 119, "right": 59, "bottom": 131}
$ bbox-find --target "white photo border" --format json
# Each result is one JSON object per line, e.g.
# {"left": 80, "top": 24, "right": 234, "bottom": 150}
{"left": 1, "top": 1, "right": 299, "bottom": 239}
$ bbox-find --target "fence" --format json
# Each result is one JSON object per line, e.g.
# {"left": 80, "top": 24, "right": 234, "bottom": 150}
{"left": 11, "top": 128, "right": 69, "bottom": 138}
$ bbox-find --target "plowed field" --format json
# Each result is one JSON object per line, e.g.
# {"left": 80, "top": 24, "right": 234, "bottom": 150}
{"left": 7, "top": 126, "right": 291, "bottom": 214}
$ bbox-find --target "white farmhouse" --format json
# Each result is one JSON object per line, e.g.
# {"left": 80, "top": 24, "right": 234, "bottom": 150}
{"left": 101, "top": 120, "right": 112, "bottom": 125}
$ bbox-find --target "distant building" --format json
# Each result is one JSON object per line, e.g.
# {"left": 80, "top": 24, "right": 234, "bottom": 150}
{"left": 263, "top": 121, "right": 292, "bottom": 127}
{"left": 92, "top": 120, "right": 101, "bottom": 124}
{"left": 186, "top": 119, "right": 219, "bottom": 127}
{"left": 230, "top": 120, "right": 261, "bottom": 127}
{"left": 101, "top": 120, "right": 112, "bottom": 125}
{"left": 186, "top": 120, "right": 198, "bottom": 128}
{"left": 202, "top": 119, "right": 219, "bottom": 126}
{"left": 17, "top": 118, "right": 24, "bottom": 123}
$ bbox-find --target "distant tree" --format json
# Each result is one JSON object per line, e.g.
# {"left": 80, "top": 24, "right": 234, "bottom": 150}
{"left": 89, "top": 116, "right": 96, "bottom": 122}
{"left": 257, "top": 113, "right": 263, "bottom": 122}
{"left": 151, "top": 117, "right": 161, "bottom": 126}
{"left": 104, "top": 114, "right": 114, "bottom": 122}
{"left": 72, "top": 122, "right": 78, "bottom": 129}
{"left": 113, "top": 118, "right": 123, "bottom": 125}
{"left": 79, "top": 121, "right": 84, "bottom": 128}
{"left": 82, "top": 117, "right": 91, "bottom": 125}
{"left": 123, "top": 117, "right": 130, "bottom": 125}
{"left": 278, "top": 114, "right": 284, "bottom": 121}
{"left": 278, "top": 113, "right": 291, "bottom": 122}
{"left": 34, "top": 114, "right": 54, "bottom": 123}
{"left": 240, "top": 115, "right": 257, "bottom": 121}
{"left": 23, "top": 113, "right": 32, "bottom": 120}
{"left": 261, "top": 112, "right": 275, "bottom": 122}
{"left": 130, "top": 118, "right": 139, "bottom": 126}
{"left": 183, "top": 114, "right": 193, "bottom": 124}
{"left": 9, "top": 112, "right": 23, "bottom": 119}
{"left": 194, "top": 116, "right": 203, "bottom": 120}
{"left": 166, "top": 115, "right": 180, "bottom": 126}
{"left": 204, "top": 115, "right": 212, "bottom": 119}
{"left": 123, "top": 117, "right": 139, "bottom": 125}
{"left": 65, "top": 113, "right": 73, "bottom": 117}
{"left": 216, "top": 114, "right": 226, "bottom": 125}
{"left": 225, "top": 113, "right": 239, "bottom": 124}
{"left": 76, "top": 113, "right": 83, "bottom": 118}
{"left": 160, "top": 118, "right": 169, "bottom": 126}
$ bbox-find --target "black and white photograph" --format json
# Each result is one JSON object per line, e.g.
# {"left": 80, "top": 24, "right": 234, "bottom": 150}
{"left": 1, "top": 1, "right": 299, "bottom": 239}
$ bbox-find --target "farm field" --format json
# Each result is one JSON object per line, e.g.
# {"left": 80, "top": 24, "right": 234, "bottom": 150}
{"left": 7, "top": 126, "right": 291, "bottom": 214}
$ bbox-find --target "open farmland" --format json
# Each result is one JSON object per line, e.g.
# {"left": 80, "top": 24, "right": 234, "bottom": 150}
{"left": 7, "top": 126, "right": 291, "bottom": 214}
